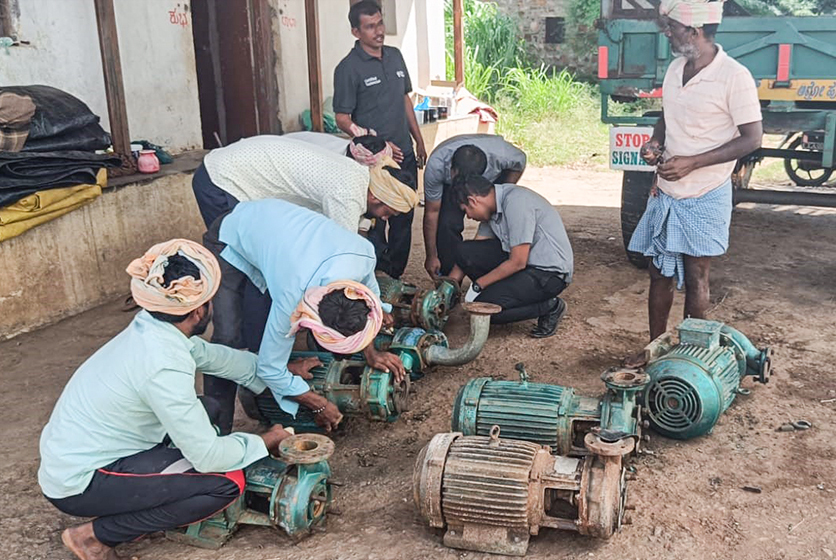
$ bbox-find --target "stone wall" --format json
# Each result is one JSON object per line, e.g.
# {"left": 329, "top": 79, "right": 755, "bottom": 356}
{"left": 491, "top": 0, "right": 596, "bottom": 77}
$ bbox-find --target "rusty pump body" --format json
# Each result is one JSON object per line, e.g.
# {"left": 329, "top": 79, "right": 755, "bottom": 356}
{"left": 413, "top": 427, "right": 632, "bottom": 556}
{"left": 376, "top": 273, "right": 460, "bottom": 331}
{"left": 452, "top": 365, "right": 650, "bottom": 456}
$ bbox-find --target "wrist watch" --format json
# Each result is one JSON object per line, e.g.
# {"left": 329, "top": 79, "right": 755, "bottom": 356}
{"left": 472, "top": 282, "right": 482, "bottom": 293}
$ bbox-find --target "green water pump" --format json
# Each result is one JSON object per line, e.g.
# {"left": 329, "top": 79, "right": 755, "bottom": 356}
{"left": 166, "top": 434, "right": 334, "bottom": 548}
{"left": 641, "top": 319, "right": 771, "bottom": 440}
{"left": 247, "top": 351, "right": 410, "bottom": 433}
{"left": 374, "top": 302, "right": 502, "bottom": 381}
{"left": 452, "top": 364, "right": 650, "bottom": 456}
{"left": 376, "top": 273, "right": 460, "bottom": 331}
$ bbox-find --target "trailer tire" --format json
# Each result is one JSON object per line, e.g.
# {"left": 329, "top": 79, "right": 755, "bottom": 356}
{"left": 784, "top": 137, "right": 834, "bottom": 187}
{"left": 621, "top": 171, "right": 652, "bottom": 269}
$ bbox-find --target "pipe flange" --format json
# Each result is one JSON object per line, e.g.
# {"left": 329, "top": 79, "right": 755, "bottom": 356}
{"left": 584, "top": 433, "right": 635, "bottom": 457}
{"left": 461, "top": 302, "right": 502, "bottom": 315}
{"left": 758, "top": 347, "right": 773, "bottom": 384}
{"left": 279, "top": 434, "right": 336, "bottom": 464}
{"left": 392, "top": 375, "right": 411, "bottom": 414}
{"left": 601, "top": 367, "right": 650, "bottom": 390}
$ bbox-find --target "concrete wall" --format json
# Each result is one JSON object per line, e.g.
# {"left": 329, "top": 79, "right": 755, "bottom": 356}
{"left": 0, "top": 172, "right": 205, "bottom": 340}
{"left": 272, "top": 0, "right": 446, "bottom": 133}
{"left": 0, "top": 0, "right": 202, "bottom": 152}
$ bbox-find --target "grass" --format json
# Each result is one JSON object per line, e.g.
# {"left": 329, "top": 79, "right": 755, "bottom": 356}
{"left": 445, "top": 0, "right": 657, "bottom": 169}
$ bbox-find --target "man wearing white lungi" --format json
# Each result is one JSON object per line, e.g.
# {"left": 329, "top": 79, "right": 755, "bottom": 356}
{"left": 626, "top": 0, "right": 763, "bottom": 366}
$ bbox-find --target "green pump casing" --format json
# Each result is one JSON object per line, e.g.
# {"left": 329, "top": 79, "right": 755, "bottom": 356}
{"left": 642, "top": 319, "right": 771, "bottom": 440}
{"left": 451, "top": 367, "right": 649, "bottom": 456}
{"left": 166, "top": 446, "right": 333, "bottom": 548}
{"left": 252, "top": 351, "right": 409, "bottom": 432}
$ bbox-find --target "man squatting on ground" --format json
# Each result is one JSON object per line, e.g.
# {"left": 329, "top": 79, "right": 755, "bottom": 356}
{"left": 448, "top": 175, "right": 574, "bottom": 339}
{"left": 203, "top": 199, "right": 408, "bottom": 435}
{"left": 626, "top": 0, "right": 762, "bottom": 366}
{"left": 38, "top": 240, "right": 293, "bottom": 560}
{"left": 422, "top": 134, "right": 527, "bottom": 278}
{"left": 334, "top": 0, "right": 427, "bottom": 279}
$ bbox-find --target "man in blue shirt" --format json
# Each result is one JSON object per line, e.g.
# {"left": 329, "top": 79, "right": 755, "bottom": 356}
{"left": 204, "top": 199, "right": 406, "bottom": 433}
{"left": 39, "top": 240, "right": 290, "bottom": 560}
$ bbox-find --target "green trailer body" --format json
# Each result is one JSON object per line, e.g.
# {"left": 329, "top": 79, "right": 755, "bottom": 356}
{"left": 599, "top": 14, "right": 836, "bottom": 168}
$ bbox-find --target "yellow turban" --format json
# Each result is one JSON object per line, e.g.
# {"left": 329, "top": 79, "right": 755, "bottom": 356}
{"left": 126, "top": 239, "right": 220, "bottom": 314}
{"left": 368, "top": 156, "right": 419, "bottom": 214}
{"left": 659, "top": 0, "right": 724, "bottom": 27}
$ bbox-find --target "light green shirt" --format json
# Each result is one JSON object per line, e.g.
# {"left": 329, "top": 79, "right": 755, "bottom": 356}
{"left": 38, "top": 310, "right": 269, "bottom": 499}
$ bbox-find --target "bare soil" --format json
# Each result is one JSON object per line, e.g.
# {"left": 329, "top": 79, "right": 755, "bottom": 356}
{"left": 3, "top": 167, "right": 835, "bottom": 560}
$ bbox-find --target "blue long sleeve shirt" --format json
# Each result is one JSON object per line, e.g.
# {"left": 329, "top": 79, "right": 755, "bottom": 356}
{"left": 218, "top": 199, "right": 385, "bottom": 416}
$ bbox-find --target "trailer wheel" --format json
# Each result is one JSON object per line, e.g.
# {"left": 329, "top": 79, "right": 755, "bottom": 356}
{"left": 784, "top": 137, "right": 834, "bottom": 187}
{"left": 621, "top": 171, "right": 652, "bottom": 269}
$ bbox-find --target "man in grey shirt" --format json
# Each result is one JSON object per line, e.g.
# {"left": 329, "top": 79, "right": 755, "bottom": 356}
{"left": 448, "top": 175, "right": 573, "bottom": 338}
{"left": 423, "top": 134, "right": 526, "bottom": 278}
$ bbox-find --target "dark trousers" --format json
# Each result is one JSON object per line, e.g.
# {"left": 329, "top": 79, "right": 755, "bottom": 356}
{"left": 46, "top": 398, "right": 243, "bottom": 548}
{"left": 192, "top": 163, "right": 239, "bottom": 229}
{"left": 368, "top": 151, "right": 418, "bottom": 279}
{"left": 457, "top": 238, "right": 567, "bottom": 324}
{"left": 202, "top": 212, "right": 272, "bottom": 433}
{"left": 437, "top": 184, "right": 466, "bottom": 275}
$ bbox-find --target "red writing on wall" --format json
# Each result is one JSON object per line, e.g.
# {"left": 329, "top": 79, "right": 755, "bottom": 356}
{"left": 169, "top": 8, "right": 189, "bottom": 28}
{"left": 281, "top": 16, "right": 296, "bottom": 28}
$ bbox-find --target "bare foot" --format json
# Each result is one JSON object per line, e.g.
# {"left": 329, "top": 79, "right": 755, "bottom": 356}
{"left": 61, "top": 523, "right": 119, "bottom": 560}
{"left": 623, "top": 349, "right": 648, "bottom": 369}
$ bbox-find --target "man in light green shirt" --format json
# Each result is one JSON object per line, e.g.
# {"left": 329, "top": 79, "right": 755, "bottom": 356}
{"left": 38, "top": 240, "right": 290, "bottom": 560}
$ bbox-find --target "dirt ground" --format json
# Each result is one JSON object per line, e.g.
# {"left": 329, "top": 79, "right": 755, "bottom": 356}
{"left": 3, "top": 167, "right": 835, "bottom": 560}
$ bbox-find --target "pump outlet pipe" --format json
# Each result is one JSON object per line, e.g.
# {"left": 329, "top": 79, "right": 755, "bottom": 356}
{"left": 424, "top": 302, "right": 501, "bottom": 366}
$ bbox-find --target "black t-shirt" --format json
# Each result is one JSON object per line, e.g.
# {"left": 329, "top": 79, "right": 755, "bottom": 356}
{"left": 333, "top": 41, "right": 413, "bottom": 156}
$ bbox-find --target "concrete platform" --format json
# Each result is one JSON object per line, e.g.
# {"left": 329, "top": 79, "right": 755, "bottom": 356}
{"left": 0, "top": 152, "right": 206, "bottom": 339}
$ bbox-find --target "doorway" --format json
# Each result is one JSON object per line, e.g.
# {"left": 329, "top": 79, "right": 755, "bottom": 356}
{"left": 191, "top": 0, "right": 280, "bottom": 148}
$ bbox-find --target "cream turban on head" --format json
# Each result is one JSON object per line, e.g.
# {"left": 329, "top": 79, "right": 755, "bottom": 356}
{"left": 368, "top": 156, "right": 419, "bottom": 213}
{"left": 659, "top": 0, "right": 724, "bottom": 27}
{"left": 126, "top": 239, "right": 220, "bottom": 314}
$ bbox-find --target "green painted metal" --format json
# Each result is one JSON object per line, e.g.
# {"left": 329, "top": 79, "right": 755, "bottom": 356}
{"left": 166, "top": 457, "right": 332, "bottom": 548}
{"left": 376, "top": 274, "right": 459, "bottom": 331}
{"left": 254, "top": 351, "right": 407, "bottom": 432}
{"left": 451, "top": 365, "right": 648, "bottom": 456}
{"left": 376, "top": 327, "right": 449, "bottom": 381}
{"left": 643, "top": 319, "right": 771, "bottom": 440}
{"left": 599, "top": 15, "right": 836, "bottom": 156}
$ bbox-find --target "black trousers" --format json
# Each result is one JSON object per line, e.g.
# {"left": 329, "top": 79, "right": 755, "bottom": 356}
{"left": 368, "top": 151, "right": 418, "bottom": 279}
{"left": 456, "top": 238, "right": 567, "bottom": 324}
{"left": 46, "top": 398, "right": 243, "bottom": 548}
{"left": 202, "top": 213, "right": 272, "bottom": 434}
{"left": 436, "top": 184, "right": 467, "bottom": 275}
{"left": 191, "top": 163, "right": 239, "bottom": 229}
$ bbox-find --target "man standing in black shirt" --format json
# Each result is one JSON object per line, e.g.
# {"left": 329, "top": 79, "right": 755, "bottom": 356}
{"left": 334, "top": 0, "right": 427, "bottom": 279}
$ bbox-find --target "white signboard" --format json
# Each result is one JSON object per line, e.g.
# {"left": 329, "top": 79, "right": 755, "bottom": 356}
{"left": 609, "top": 126, "right": 656, "bottom": 172}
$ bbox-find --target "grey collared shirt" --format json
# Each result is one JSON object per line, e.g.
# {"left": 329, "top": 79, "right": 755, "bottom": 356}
{"left": 478, "top": 184, "right": 574, "bottom": 282}
{"left": 333, "top": 42, "right": 413, "bottom": 155}
{"left": 424, "top": 134, "right": 527, "bottom": 201}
